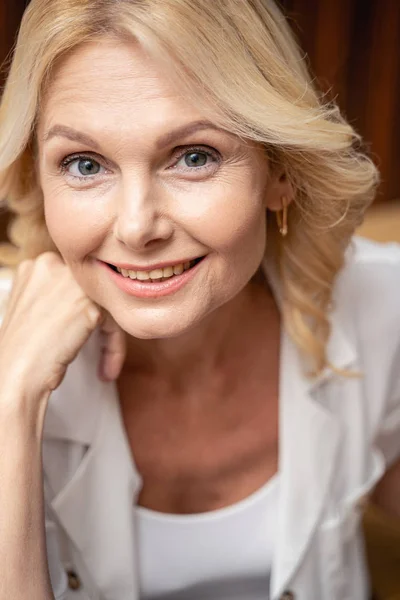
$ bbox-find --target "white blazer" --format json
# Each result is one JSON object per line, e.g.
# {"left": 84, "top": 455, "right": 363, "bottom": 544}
{"left": 2, "top": 236, "right": 400, "bottom": 600}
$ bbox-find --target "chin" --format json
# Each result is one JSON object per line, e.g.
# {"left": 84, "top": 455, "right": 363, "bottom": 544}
{"left": 113, "top": 309, "right": 203, "bottom": 340}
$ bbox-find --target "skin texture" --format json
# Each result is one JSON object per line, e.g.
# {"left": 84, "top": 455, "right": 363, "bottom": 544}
{"left": 37, "top": 38, "right": 288, "bottom": 348}
{"left": 0, "top": 253, "right": 125, "bottom": 395}
{"left": 34, "top": 37, "right": 293, "bottom": 513}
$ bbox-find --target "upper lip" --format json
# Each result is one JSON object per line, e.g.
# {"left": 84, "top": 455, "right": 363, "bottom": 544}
{"left": 102, "top": 256, "right": 203, "bottom": 272}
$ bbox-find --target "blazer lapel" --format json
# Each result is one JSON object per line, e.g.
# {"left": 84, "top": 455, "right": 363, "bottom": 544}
{"left": 271, "top": 319, "right": 357, "bottom": 599}
{"left": 50, "top": 383, "right": 142, "bottom": 600}
{"left": 44, "top": 334, "right": 142, "bottom": 600}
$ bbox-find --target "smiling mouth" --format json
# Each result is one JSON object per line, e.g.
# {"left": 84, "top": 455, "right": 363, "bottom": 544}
{"left": 107, "top": 257, "right": 204, "bottom": 283}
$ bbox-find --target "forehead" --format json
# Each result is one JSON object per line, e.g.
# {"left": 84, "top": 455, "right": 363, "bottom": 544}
{"left": 40, "top": 38, "right": 206, "bottom": 133}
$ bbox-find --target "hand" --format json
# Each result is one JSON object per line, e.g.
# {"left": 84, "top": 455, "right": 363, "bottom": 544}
{"left": 0, "top": 252, "right": 125, "bottom": 402}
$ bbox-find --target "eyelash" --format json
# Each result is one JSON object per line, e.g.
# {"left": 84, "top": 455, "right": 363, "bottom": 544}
{"left": 173, "top": 146, "right": 220, "bottom": 171}
{"left": 59, "top": 146, "right": 221, "bottom": 182}
{"left": 59, "top": 153, "right": 107, "bottom": 182}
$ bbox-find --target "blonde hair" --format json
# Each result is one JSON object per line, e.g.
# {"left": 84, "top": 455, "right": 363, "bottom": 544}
{"left": 0, "top": 0, "right": 379, "bottom": 374}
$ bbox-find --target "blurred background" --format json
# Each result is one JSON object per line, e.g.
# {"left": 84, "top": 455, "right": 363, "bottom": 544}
{"left": 281, "top": 0, "right": 400, "bottom": 243}
{"left": 1, "top": 1, "right": 400, "bottom": 597}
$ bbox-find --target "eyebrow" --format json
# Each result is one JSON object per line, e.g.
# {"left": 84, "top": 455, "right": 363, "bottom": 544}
{"left": 43, "top": 125, "right": 101, "bottom": 150}
{"left": 156, "top": 120, "right": 222, "bottom": 149}
{"left": 42, "top": 120, "right": 223, "bottom": 151}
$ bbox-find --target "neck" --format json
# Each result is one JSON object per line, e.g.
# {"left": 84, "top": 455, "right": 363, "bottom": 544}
{"left": 123, "top": 272, "right": 278, "bottom": 389}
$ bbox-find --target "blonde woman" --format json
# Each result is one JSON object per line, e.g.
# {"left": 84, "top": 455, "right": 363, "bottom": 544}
{"left": 0, "top": 0, "right": 399, "bottom": 599}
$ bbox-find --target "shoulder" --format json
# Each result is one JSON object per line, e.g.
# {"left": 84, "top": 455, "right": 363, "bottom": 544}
{"left": 343, "top": 235, "right": 400, "bottom": 279}
{"left": 334, "top": 236, "right": 400, "bottom": 327}
{"left": 328, "top": 238, "right": 400, "bottom": 468}
{"left": 332, "top": 236, "right": 400, "bottom": 389}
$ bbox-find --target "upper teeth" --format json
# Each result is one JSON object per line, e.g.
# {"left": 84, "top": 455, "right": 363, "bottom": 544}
{"left": 116, "top": 261, "right": 192, "bottom": 280}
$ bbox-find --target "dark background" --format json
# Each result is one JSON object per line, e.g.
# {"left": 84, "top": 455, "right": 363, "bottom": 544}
{"left": 281, "top": 0, "right": 400, "bottom": 205}
{"left": 0, "top": 0, "right": 399, "bottom": 238}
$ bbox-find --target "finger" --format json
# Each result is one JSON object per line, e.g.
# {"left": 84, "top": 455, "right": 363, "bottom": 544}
{"left": 98, "top": 314, "right": 126, "bottom": 381}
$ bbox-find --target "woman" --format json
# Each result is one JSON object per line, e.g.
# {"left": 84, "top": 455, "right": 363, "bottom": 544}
{"left": 0, "top": 0, "right": 399, "bottom": 598}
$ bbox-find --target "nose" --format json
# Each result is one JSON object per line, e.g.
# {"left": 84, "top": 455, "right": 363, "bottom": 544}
{"left": 114, "top": 180, "right": 173, "bottom": 249}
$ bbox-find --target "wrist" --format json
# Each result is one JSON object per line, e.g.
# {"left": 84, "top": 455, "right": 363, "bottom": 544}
{"left": 0, "top": 375, "right": 51, "bottom": 438}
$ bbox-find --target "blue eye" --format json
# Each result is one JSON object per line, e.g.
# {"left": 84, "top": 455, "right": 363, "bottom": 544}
{"left": 183, "top": 151, "right": 209, "bottom": 168}
{"left": 61, "top": 156, "right": 105, "bottom": 177}
{"left": 174, "top": 147, "right": 219, "bottom": 171}
{"left": 76, "top": 159, "right": 101, "bottom": 176}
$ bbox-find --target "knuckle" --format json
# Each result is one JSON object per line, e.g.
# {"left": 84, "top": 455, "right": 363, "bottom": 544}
{"left": 16, "top": 259, "right": 33, "bottom": 276}
{"left": 36, "top": 251, "right": 61, "bottom": 269}
{"left": 34, "top": 252, "right": 64, "bottom": 279}
{"left": 85, "top": 304, "right": 102, "bottom": 328}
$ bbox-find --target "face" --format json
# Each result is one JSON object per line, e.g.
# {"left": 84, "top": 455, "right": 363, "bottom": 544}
{"left": 37, "top": 38, "right": 278, "bottom": 339}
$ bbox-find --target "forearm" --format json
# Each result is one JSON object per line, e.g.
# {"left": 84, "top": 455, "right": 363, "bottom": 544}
{"left": 0, "top": 394, "right": 54, "bottom": 600}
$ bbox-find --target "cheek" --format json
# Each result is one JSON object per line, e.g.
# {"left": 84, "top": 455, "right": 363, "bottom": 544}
{"left": 180, "top": 180, "right": 267, "bottom": 256}
{"left": 43, "top": 185, "right": 111, "bottom": 260}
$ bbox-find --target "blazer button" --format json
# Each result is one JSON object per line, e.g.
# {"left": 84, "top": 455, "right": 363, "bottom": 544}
{"left": 280, "top": 592, "right": 295, "bottom": 600}
{"left": 67, "top": 569, "right": 82, "bottom": 591}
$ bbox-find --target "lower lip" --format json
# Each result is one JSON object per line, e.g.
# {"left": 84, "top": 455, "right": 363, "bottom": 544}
{"left": 99, "top": 259, "right": 204, "bottom": 298}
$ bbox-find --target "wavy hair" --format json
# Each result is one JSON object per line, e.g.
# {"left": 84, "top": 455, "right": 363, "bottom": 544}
{"left": 0, "top": 0, "right": 379, "bottom": 374}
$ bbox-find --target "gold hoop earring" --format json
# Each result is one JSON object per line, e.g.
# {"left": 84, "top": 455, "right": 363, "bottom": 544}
{"left": 276, "top": 196, "right": 288, "bottom": 237}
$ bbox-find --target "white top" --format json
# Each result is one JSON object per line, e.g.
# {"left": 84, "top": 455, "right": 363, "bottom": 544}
{"left": 2, "top": 237, "right": 400, "bottom": 600}
{"left": 135, "top": 476, "right": 278, "bottom": 599}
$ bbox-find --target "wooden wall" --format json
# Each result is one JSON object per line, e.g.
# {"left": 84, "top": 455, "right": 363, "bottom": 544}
{"left": 282, "top": 0, "right": 400, "bottom": 204}
{"left": 0, "top": 0, "right": 399, "bottom": 243}
{"left": 0, "top": 0, "right": 27, "bottom": 82}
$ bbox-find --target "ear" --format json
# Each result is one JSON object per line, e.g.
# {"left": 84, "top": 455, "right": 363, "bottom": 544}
{"left": 264, "top": 169, "right": 294, "bottom": 212}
